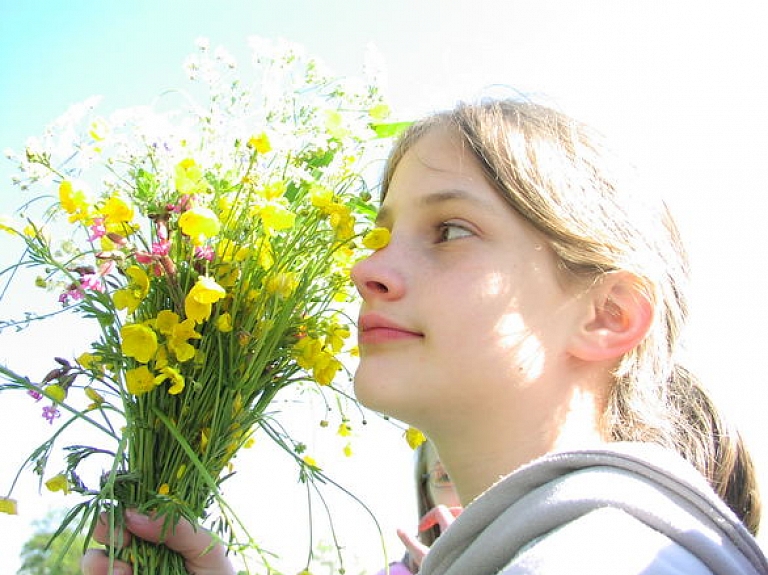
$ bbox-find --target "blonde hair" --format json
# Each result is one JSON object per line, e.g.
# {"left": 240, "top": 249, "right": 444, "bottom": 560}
{"left": 382, "top": 99, "right": 761, "bottom": 534}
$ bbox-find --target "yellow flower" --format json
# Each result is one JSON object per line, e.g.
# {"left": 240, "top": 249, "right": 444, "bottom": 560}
{"left": 247, "top": 132, "right": 272, "bottom": 154}
{"left": 0, "top": 497, "right": 18, "bottom": 515}
{"left": 155, "top": 310, "right": 180, "bottom": 335}
{"left": 175, "top": 158, "right": 207, "bottom": 195}
{"left": 405, "top": 427, "right": 426, "bottom": 450}
{"left": 216, "top": 312, "right": 233, "bottom": 332}
{"left": 325, "top": 322, "right": 350, "bottom": 353}
{"left": 216, "top": 262, "right": 241, "bottom": 288}
{"left": 258, "top": 202, "right": 295, "bottom": 234}
{"left": 0, "top": 215, "right": 17, "bottom": 234}
{"left": 312, "top": 353, "right": 341, "bottom": 386}
{"left": 309, "top": 185, "right": 334, "bottom": 208}
{"left": 176, "top": 464, "right": 187, "bottom": 479}
{"left": 185, "top": 276, "right": 226, "bottom": 324}
{"left": 113, "top": 266, "right": 150, "bottom": 314}
{"left": 154, "top": 366, "right": 185, "bottom": 395}
{"left": 121, "top": 323, "right": 158, "bottom": 363}
{"left": 155, "top": 367, "right": 184, "bottom": 395}
{"left": 363, "top": 227, "right": 390, "bottom": 250}
{"left": 179, "top": 206, "right": 220, "bottom": 245}
{"left": 293, "top": 336, "right": 323, "bottom": 370}
{"left": 84, "top": 386, "right": 105, "bottom": 405}
{"left": 45, "top": 473, "right": 70, "bottom": 494}
{"left": 169, "top": 318, "right": 201, "bottom": 362}
{"left": 302, "top": 455, "right": 319, "bottom": 469}
{"left": 324, "top": 109, "right": 348, "bottom": 139}
{"left": 59, "top": 180, "right": 92, "bottom": 223}
{"left": 158, "top": 483, "right": 170, "bottom": 496}
{"left": 217, "top": 239, "right": 250, "bottom": 263}
{"left": 327, "top": 203, "right": 355, "bottom": 240}
{"left": 265, "top": 272, "right": 298, "bottom": 299}
{"left": 44, "top": 385, "right": 67, "bottom": 403}
{"left": 125, "top": 365, "right": 157, "bottom": 395}
{"left": 369, "top": 103, "right": 391, "bottom": 120}
{"left": 154, "top": 344, "right": 169, "bottom": 370}
{"left": 77, "top": 352, "right": 102, "bottom": 370}
{"left": 343, "top": 443, "right": 353, "bottom": 458}
{"left": 257, "top": 238, "right": 274, "bottom": 270}
{"left": 101, "top": 195, "right": 135, "bottom": 227}
{"left": 154, "top": 311, "right": 200, "bottom": 362}
{"left": 89, "top": 117, "right": 110, "bottom": 141}
{"left": 337, "top": 422, "right": 352, "bottom": 437}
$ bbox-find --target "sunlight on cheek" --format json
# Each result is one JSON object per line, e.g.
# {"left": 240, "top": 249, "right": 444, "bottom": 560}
{"left": 494, "top": 312, "right": 545, "bottom": 383}
{"left": 481, "top": 271, "right": 546, "bottom": 382}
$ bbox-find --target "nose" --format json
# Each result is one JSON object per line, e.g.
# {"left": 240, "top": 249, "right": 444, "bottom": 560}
{"left": 350, "top": 247, "right": 405, "bottom": 301}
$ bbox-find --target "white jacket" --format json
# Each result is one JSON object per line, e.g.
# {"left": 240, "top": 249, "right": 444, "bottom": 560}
{"left": 419, "top": 443, "right": 768, "bottom": 574}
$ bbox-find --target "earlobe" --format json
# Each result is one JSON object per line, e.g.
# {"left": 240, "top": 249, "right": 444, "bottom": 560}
{"left": 568, "top": 274, "right": 653, "bottom": 362}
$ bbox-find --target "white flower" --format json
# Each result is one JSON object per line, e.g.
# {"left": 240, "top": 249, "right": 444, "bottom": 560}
{"left": 195, "top": 37, "right": 210, "bottom": 51}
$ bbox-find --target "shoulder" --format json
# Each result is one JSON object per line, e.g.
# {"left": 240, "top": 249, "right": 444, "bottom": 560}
{"left": 500, "top": 506, "right": 713, "bottom": 574}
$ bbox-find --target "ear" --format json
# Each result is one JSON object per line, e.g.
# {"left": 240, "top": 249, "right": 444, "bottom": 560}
{"left": 568, "top": 273, "right": 653, "bottom": 362}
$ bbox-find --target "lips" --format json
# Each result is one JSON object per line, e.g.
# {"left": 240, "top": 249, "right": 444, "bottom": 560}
{"left": 357, "top": 313, "right": 423, "bottom": 345}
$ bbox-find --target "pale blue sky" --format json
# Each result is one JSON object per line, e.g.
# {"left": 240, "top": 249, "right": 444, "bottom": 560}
{"left": 1, "top": 1, "right": 768, "bottom": 571}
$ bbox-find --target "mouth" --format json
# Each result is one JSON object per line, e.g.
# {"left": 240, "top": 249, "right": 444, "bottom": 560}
{"left": 357, "top": 313, "right": 423, "bottom": 345}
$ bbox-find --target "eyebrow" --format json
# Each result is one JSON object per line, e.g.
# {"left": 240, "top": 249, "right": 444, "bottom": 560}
{"left": 375, "top": 188, "right": 496, "bottom": 226}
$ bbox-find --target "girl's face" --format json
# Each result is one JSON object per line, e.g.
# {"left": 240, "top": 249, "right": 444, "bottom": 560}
{"left": 423, "top": 447, "right": 461, "bottom": 509}
{"left": 351, "top": 126, "right": 585, "bottom": 438}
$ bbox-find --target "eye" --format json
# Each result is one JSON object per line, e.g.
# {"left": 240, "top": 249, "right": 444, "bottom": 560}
{"left": 437, "top": 221, "right": 473, "bottom": 242}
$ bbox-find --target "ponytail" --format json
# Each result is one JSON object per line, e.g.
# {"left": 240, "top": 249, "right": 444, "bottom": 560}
{"left": 667, "top": 365, "right": 761, "bottom": 534}
{"left": 607, "top": 364, "right": 761, "bottom": 534}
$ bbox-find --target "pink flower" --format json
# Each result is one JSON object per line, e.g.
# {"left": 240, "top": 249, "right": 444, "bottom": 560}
{"left": 152, "top": 240, "right": 170, "bottom": 256}
{"left": 80, "top": 273, "right": 104, "bottom": 292}
{"left": 167, "top": 195, "right": 193, "bottom": 213}
{"left": 194, "top": 245, "right": 214, "bottom": 261}
{"left": 42, "top": 405, "right": 60, "bottom": 424}
{"left": 88, "top": 217, "right": 106, "bottom": 241}
{"left": 28, "top": 388, "right": 43, "bottom": 401}
{"left": 135, "top": 251, "right": 153, "bottom": 264}
{"left": 98, "top": 260, "right": 116, "bottom": 276}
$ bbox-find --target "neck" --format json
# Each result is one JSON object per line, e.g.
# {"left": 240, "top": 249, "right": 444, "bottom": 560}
{"left": 430, "top": 385, "right": 608, "bottom": 506}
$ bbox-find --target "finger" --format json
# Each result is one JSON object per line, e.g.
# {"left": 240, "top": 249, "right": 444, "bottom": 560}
{"left": 397, "top": 528, "right": 429, "bottom": 568}
{"left": 91, "top": 512, "right": 132, "bottom": 548}
{"left": 124, "top": 510, "right": 234, "bottom": 574}
{"left": 81, "top": 548, "right": 132, "bottom": 575}
{"left": 418, "top": 504, "right": 461, "bottom": 532}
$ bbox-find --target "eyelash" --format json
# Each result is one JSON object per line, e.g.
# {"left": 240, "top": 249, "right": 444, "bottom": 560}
{"left": 436, "top": 221, "right": 473, "bottom": 242}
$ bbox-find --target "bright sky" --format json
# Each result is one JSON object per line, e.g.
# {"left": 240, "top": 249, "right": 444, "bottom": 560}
{"left": 1, "top": 1, "right": 768, "bottom": 572}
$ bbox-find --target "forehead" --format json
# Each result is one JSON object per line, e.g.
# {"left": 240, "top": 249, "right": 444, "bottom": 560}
{"left": 377, "top": 127, "right": 499, "bottom": 224}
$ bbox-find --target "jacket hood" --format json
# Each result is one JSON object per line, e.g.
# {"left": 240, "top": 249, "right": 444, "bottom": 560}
{"left": 420, "top": 443, "right": 767, "bottom": 575}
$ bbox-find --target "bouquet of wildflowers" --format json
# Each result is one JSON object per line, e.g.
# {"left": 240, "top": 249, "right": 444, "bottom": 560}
{"left": 0, "top": 38, "right": 403, "bottom": 573}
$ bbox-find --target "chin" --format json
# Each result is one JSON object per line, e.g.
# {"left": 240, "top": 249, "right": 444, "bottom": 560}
{"left": 353, "top": 366, "right": 407, "bottom": 417}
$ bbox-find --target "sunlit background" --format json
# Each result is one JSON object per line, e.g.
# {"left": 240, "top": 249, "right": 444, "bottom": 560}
{"left": 1, "top": 2, "right": 767, "bottom": 573}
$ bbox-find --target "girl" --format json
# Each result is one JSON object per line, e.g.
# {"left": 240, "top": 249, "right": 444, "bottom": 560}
{"left": 376, "top": 441, "right": 462, "bottom": 574}
{"left": 82, "top": 99, "right": 768, "bottom": 574}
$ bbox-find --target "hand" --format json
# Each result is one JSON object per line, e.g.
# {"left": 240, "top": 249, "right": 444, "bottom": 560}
{"left": 396, "top": 505, "right": 462, "bottom": 570}
{"left": 80, "top": 509, "right": 235, "bottom": 575}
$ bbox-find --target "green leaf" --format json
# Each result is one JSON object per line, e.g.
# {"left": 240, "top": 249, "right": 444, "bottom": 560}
{"left": 370, "top": 121, "right": 412, "bottom": 139}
